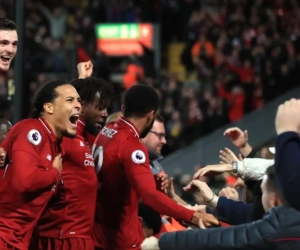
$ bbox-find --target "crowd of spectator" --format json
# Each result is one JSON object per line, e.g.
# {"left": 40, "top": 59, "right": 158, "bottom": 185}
{"left": 162, "top": 0, "right": 300, "bottom": 153}
{"left": 1, "top": 0, "right": 300, "bottom": 156}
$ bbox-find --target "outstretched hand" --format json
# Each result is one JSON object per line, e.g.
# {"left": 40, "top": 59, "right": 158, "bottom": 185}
{"left": 224, "top": 127, "right": 248, "bottom": 149}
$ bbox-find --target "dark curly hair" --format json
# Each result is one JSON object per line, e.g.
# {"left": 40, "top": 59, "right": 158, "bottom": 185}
{"left": 71, "top": 77, "right": 114, "bottom": 108}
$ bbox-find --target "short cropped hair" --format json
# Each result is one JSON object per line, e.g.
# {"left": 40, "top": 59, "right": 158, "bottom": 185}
{"left": 71, "top": 77, "right": 114, "bottom": 108}
{"left": 155, "top": 112, "right": 164, "bottom": 123}
{"left": 138, "top": 202, "right": 162, "bottom": 234}
{"left": 31, "top": 80, "right": 70, "bottom": 118}
{"left": 123, "top": 84, "right": 159, "bottom": 118}
{"left": 265, "top": 165, "right": 278, "bottom": 191}
{"left": 265, "top": 165, "right": 286, "bottom": 204}
{"left": 0, "top": 18, "right": 16, "bottom": 31}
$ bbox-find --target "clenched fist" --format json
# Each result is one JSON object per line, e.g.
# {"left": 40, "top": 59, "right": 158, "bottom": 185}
{"left": 77, "top": 61, "right": 93, "bottom": 79}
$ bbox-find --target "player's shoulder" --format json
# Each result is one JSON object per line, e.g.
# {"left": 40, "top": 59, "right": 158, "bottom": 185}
{"left": 118, "top": 129, "right": 142, "bottom": 151}
{"left": 129, "top": 144, "right": 148, "bottom": 165}
{"left": 95, "top": 121, "right": 124, "bottom": 144}
{"left": 116, "top": 120, "right": 145, "bottom": 149}
{"left": 14, "top": 118, "right": 46, "bottom": 130}
{"left": 110, "top": 118, "right": 139, "bottom": 138}
{"left": 115, "top": 120, "right": 140, "bottom": 141}
{"left": 10, "top": 118, "right": 46, "bottom": 146}
{"left": 119, "top": 120, "right": 140, "bottom": 140}
{"left": 121, "top": 137, "right": 148, "bottom": 163}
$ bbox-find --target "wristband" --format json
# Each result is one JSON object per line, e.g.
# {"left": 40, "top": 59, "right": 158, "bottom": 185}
{"left": 204, "top": 193, "right": 215, "bottom": 204}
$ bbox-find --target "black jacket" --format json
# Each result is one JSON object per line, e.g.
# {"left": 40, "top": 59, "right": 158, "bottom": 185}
{"left": 159, "top": 205, "right": 300, "bottom": 250}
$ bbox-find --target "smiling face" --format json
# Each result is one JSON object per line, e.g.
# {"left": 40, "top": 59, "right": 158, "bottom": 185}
{"left": 141, "top": 120, "right": 167, "bottom": 155}
{"left": 0, "top": 29, "right": 18, "bottom": 72}
{"left": 44, "top": 84, "right": 81, "bottom": 138}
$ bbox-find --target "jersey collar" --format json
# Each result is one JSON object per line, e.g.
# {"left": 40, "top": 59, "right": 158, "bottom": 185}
{"left": 77, "top": 118, "right": 86, "bottom": 139}
{"left": 119, "top": 117, "right": 139, "bottom": 137}
{"left": 38, "top": 117, "right": 57, "bottom": 142}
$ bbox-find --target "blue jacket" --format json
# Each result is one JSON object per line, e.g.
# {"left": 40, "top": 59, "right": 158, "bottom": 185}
{"left": 215, "top": 196, "right": 252, "bottom": 225}
{"left": 159, "top": 205, "right": 300, "bottom": 250}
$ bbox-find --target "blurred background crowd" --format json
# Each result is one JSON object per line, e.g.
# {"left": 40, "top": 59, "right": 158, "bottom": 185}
{"left": 1, "top": 0, "right": 299, "bottom": 203}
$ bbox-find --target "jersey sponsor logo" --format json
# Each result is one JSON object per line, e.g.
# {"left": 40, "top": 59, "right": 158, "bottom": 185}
{"left": 100, "top": 127, "right": 118, "bottom": 138}
{"left": 131, "top": 150, "right": 146, "bottom": 164}
{"left": 84, "top": 152, "right": 95, "bottom": 167}
{"left": 27, "top": 129, "right": 42, "bottom": 145}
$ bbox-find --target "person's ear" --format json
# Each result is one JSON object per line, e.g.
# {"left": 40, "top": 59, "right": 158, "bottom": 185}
{"left": 274, "top": 194, "right": 282, "bottom": 206}
{"left": 43, "top": 103, "right": 54, "bottom": 115}
{"left": 147, "top": 110, "right": 154, "bottom": 122}
{"left": 269, "top": 192, "right": 277, "bottom": 208}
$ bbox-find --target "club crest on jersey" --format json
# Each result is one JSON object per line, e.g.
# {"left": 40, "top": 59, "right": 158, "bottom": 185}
{"left": 27, "top": 129, "right": 42, "bottom": 145}
{"left": 131, "top": 150, "right": 146, "bottom": 164}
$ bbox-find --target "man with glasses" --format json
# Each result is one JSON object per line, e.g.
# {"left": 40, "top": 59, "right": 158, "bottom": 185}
{"left": 141, "top": 113, "right": 168, "bottom": 189}
{"left": 141, "top": 113, "right": 166, "bottom": 161}
{"left": 140, "top": 113, "right": 187, "bottom": 236}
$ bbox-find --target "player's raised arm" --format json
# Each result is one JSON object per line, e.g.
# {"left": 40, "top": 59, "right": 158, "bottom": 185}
{"left": 77, "top": 61, "right": 93, "bottom": 79}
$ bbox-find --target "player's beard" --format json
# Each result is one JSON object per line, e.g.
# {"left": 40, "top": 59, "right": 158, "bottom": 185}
{"left": 85, "top": 120, "right": 103, "bottom": 137}
{"left": 140, "top": 117, "right": 155, "bottom": 139}
{"left": 62, "top": 130, "right": 77, "bottom": 139}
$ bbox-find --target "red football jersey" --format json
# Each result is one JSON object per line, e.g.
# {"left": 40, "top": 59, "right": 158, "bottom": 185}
{"left": 0, "top": 117, "right": 61, "bottom": 250}
{"left": 37, "top": 119, "right": 98, "bottom": 239}
{"left": 92, "top": 118, "right": 194, "bottom": 250}
{"left": 85, "top": 130, "right": 96, "bottom": 148}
